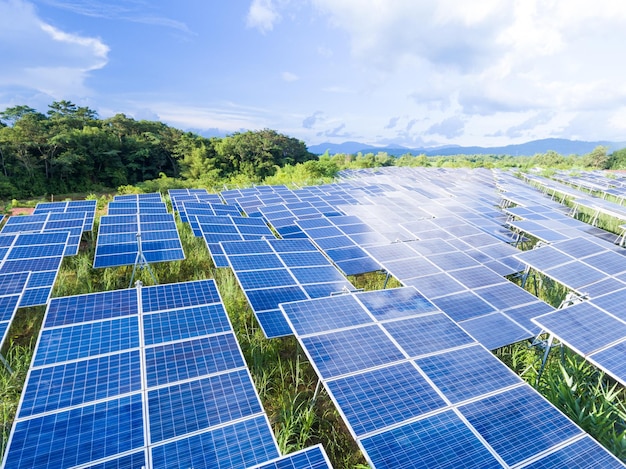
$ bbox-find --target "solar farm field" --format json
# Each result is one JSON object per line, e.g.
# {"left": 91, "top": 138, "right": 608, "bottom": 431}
{"left": 1, "top": 168, "right": 626, "bottom": 468}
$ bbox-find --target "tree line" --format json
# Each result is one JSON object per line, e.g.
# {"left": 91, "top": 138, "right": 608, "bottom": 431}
{"left": 2, "top": 100, "right": 625, "bottom": 199}
{"left": 0, "top": 101, "right": 316, "bottom": 198}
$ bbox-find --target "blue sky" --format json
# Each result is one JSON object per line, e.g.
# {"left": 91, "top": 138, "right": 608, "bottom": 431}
{"left": 1, "top": 0, "right": 626, "bottom": 148}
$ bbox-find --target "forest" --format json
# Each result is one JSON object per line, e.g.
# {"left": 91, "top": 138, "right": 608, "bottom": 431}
{"left": 2, "top": 101, "right": 626, "bottom": 201}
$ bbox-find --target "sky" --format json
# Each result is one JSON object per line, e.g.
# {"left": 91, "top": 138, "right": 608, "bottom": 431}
{"left": 1, "top": 0, "right": 626, "bottom": 148}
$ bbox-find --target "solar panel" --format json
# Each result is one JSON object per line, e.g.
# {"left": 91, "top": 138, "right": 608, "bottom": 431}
{"left": 222, "top": 238, "right": 355, "bottom": 338}
{"left": 249, "top": 444, "right": 333, "bottom": 469}
{"left": 326, "top": 361, "right": 446, "bottom": 436}
{"left": 1, "top": 212, "right": 86, "bottom": 256}
{"left": 296, "top": 217, "right": 382, "bottom": 275}
{"left": 195, "top": 214, "right": 275, "bottom": 267}
{"left": 94, "top": 212, "right": 184, "bottom": 268}
{"left": 2, "top": 279, "right": 299, "bottom": 469}
{"left": 525, "top": 435, "right": 626, "bottom": 469}
{"left": 34, "top": 199, "right": 97, "bottom": 232}
{"left": 459, "top": 386, "right": 583, "bottom": 467}
{"left": 360, "top": 410, "right": 503, "bottom": 468}
{"left": 533, "top": 302, "right": 626, "bottom": 356}
{"left": 0, "top": 232, "right": 68, "bottom": 307}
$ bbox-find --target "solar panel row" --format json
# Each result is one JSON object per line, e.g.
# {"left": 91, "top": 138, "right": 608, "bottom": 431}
{"left": 280, "top": 287, "right": 623, "bottom": 469}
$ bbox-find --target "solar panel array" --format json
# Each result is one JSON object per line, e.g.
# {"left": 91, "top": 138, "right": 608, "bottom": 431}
{"left": 184, "top": 201, "right": 241, "bottom": 234}
{"left": 1, "top": 279, "right": 333, "bottom": 469}
{"left": 296, "top": 217, "right": 383, "bottom": 276}
{"left": 33, "top": 199, "right": 97, "bottom": 232}
{"left": 363, "top": 239, "right": 546, "bottom": 349}
{"left": 1, "top": 212, "right": 87, "bottom": 256}
{"left": 514, "top": 237, "right": 626, "bottom": 298}
{"left": 222, "top": 238, "right": 356, "bottom": 338}
{"left": 168, "top": 188, "right": 223, "bottom": 219}
{"left": 0, "top": 231, "right": 68, "bottom": 307}
{"left": 195, "top": 214, "right": 275, "bottom": 267}
{"left": 280, "top": 287, "right": 624, "bottom": 469}
{"left": 94, "top": 193, "right": 184, "bottom": 268}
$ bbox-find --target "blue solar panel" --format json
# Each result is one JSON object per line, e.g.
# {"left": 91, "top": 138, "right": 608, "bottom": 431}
{"left": 5, "top": 279, "right": 301, "bottom": 469}
{"left": 357, "top": 287, "right": 439, "bottom": 320}
{"left": 19, "top": 351, "right": 141, "bottom": 417}
{"left": 459, "top": 386, "right": 582, "bottom": 466}
{"left": 532, "top": 302, "right": 626, "bottom": 355}
{"left": 150, "top": 416, "right": 279, "bottom": 469}
{"left": 4, "top": 394, "right": 144, "bottom": 469}
{"left": 145, "top": 333, "right": 245, "bottom": 387}
{"left": 148, "top": 369, "right": 263, "bottom": 443}
{"left": 281, "top": 294, "right": 372, "bottom": 336}
{"left": 416, "top": 345, "right": 521, "bottom": 403}
{"left": 246, "top": 286, "right": 308, "bottom": 312}
{"left": 0, "top": 295, "right": 20, "bottom": 321}
{"left": 141, "top": 279, "right": 221, "bottom": 312}
{"left": 383, "top": 314, "right": 475, "bottom": 357}
{"left": 460, "top": 312, "right": 533, "bottom": 350}
{"left": 143, "top": 304, "right": 231, "bottom": 345}
{"left": 256, "top": 309, "right": 296, "bottom": 338}
{"left": 360, "top": 410, "right": 501, "bottom": 469}
{"left": 525, "top": 436, "right": 625, "bottom": 468}
{"left": 0, "top": 271, "right": 29, "bottom": 295}
{"left": 94, "top": 211, "right": 184, "bottom": 268}
{"left": 45, "top": 288, "right": 137, "bottom": 327}
{"left": 327, "top": 361, "right": 446, "bottom": 436}
{"left": 237, "top": 269, "right": 296, "bottom": 289}
{"left": 302, "top": 325, "right": 404, "bottom": 379}
{"left": 34, "top": 316, "right": 140, "bottom": 366}
{"left": 431, "top": 291, "right": 496, "bottom": 322}
{"left": 252, "top": 444, "right": 332, "bottom": 469}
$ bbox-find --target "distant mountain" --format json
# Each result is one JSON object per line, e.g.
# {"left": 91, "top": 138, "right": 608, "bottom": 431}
{"left": 308, "top": 138, "right": 626, "bottom": 157}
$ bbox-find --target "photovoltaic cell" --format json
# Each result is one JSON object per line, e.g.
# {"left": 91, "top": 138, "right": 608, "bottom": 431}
{"left": 148, "top": 369, "right": 263, "bottom": 442}
{"left": 327, "top": 361, "right": 446, "bottom": 436}
{"left": 19, "top": 351, "right": 141, "bottom": 417}
{"left": 460, "top": 386, "right": 582, "bottom": 466}
{"left": 383, "top": 314, "right": 475, "bottom": 357}
{"left": 360, "top": 410, "right": 501, "bottom": 469}
{"left": 250, "top": 444, "right": 332, "bottom": 469}
{"left": 525, "top": 436, "right": 625, "bottom": 469}
{"left": 281, "top": 294, "right": 371, "bottom": 336}
{"left": 532, "top": 302, "right": 626, "bottom": 355}
{"left": 302, "top": 325, "right": 404, "bottom": 379}
{"left": 150, "top": 416, "right": 279, "bottom": 469}
{"left": 460, "top": 312, "right": 533, "bottom": 350}
{"left": 3, "top": 394, "right": 145, "bottom": 469}
{"left": 416, "top": 345, "right": 521, "bottom": 403}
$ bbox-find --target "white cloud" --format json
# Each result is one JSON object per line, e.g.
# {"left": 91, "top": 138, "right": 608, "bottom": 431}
{"left": 298, "top": 0, "right": 626, "bottom": 144}
{"left": 0, "top": 0, "right": 109, "bottom": 98}
{"left": 246, "top": 0, "right": 280, "bottom": 33}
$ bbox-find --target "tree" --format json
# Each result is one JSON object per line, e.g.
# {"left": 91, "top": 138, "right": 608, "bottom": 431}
{"left": 0, "top": 105, "right": 37, "bottom": 126}
{"left": 582, "top": 145, "right": 610, "bottom": 169}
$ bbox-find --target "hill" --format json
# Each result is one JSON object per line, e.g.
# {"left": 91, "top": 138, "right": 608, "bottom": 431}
{"left": 308, "top": 138, "right": 626, "bottom": 156}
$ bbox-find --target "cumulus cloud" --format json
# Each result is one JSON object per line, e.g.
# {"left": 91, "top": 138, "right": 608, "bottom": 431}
{"left": 302, "top": 111, "right": 324, "bottom": 129}
{"left": 246, "top": 0, "right": 280, "bottom": 33}
{"left": 426, "top": 116, "right": 465, "bottom": 139}
{"left": 0, "top": 0, "right": 109, "bottom": 97}
{"left": 384, "top": 116, "right": 400, "bottom": 129}
{"left": 317, "top": 123, "right": 352, "bottom": 139}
